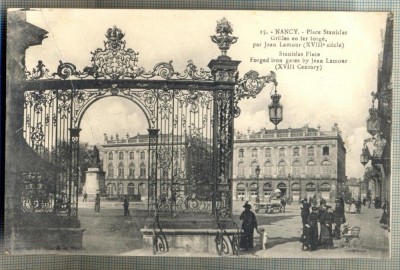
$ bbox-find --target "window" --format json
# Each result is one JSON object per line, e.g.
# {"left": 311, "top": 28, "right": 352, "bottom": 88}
{"left": 293, "top": 147, "right": 300, "bottom": 156}
{"left": 252, "top": 148, "right": 258, "bottom": 157}
{"left": 265, "top": 148, "right": 272, "bottom": 157}
{"left": 308, "top": 147, "right": 314, "bottom": 157}
{"left": 140, "top": 163, "right": 146, "bottom": 177}
{"left": 129, "top": 163, "right": 135, "bottom": 178}
{"left": 264, "top": 161, "right": 273, "bottom": 176}
{"left": 238, "top": 162, "right": 245, "bottom": 177}
{"left": 307, "top": 161, "right": 316, "bottom": 178}
{"left": 129, "top": 151, "right": 134, "bottom": 160}
{"left": 278, "top": 161, "right": 286, "bottom": 177}
{"left": 108, "top": 152, "right": 113, "bottom": 160}
{"left": 140, "top": 151, "right": 145, "bottom": 159}
{"left": 321, "top": 161, "right": 330, "bottom": 177}
{"left": 108, "top": 164, "right": 114, "bottom": 178}
{"left": 117, "top": 183, "right": 124, "bottom": 195}
{"left": 127, "top": 183, "right": 135, "bottom": 195}
{"left": 239, "top": 149, "right": 244, "bottom": 158}
{"left": 292, "top": 161, "right": 301, "bottom": 177}
{"left": 107, "top": 183, "right": 115, "bottom": 196}
{"left": 323, "top": 146, "right": 330, "bottom": 156}
{"left": 119, "top": 152, "right": 124, "bottom": 160}
{"left": 279, "top": 148, "right": 285, "bottom": 157}
{"left": 118, "top": 163, "right": 124, "bottom": 178}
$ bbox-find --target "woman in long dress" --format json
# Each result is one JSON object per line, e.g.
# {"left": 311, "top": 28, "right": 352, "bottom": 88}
{"left": 240, "top": 201, "right": 259, "bottom": 251}
{"left": 319, "top": 206, "right": 334, "bottom": 248}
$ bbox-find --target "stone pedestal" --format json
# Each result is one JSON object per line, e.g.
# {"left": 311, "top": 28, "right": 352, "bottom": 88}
{"left": 84, "top": 168, "right": 106, "bottom": 201}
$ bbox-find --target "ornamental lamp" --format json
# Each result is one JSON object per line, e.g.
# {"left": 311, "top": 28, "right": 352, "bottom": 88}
{"left": 360, "top": 145, "right": 370, "bottom": 166}
{"left": 255, "top": 165, "right": 261, "bottom": 178}
{"left": 268, "top": 87, "right": 283, "bottom": 130}
{"left": 367, "top": 107, "right": 381, "bottom": 136}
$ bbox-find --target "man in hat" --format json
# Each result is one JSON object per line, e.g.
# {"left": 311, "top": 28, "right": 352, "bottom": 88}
{"left": 306, "top": 206, "right": 319, "bottom": 251}
{"left": 301, "top": 199, "right": 311, "bottom": 228}
{"left": 239, "top": 201, "right": 259, "bottom": 251}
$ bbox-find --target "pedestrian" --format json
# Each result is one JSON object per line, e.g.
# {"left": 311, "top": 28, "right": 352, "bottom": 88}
{"left": 301, "top": 199, "right": 311, "bottom": 228}
{"left": 94, "top": 193, "right": 100, "bottom": 213}
{"left": 280, "top": 197, "right": 286, "bottom": 213}
{"left": 362, "top": 197, "right": 367, "bottom": 207}
{"left": 123, "top": 196, "right": 130, "bottom": 216}
{"left": 319, "top": 205, "right": 334, "bottom": 249}
{"left": 356, "top": 199, "right": 362, "bottom": 214}
{"left": 83, "top": 191, "right": 88, "bottom": 202}
{"left": 306, "top": 206, "right": 319, "bottom": 251}
{"left": 239, "top": 201, "right": 260, "bottom": 251}
{"left": 333, "top": 198, "right": 345, "bottom": 239}
{"left": 379, "top": 200, "right": 389, "bottom": 225}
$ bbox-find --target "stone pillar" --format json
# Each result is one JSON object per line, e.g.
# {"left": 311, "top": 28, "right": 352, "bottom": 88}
{"left": 84, "top": 168, "right": 106, "bottom": 201}
{"left": 4, "top": 11, "right": 48, "bottom": 249}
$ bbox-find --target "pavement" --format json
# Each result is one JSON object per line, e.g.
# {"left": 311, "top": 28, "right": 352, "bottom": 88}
{"left": 119, "top": 203, "right": 389, "bottom": 258}
{"left": 13, "top": 198, "right": 389, "bottom": 258}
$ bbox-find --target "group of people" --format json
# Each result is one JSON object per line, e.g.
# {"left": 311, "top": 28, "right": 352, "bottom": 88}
{"left": 301, "top": 198, "right": 346, "bottom": 251}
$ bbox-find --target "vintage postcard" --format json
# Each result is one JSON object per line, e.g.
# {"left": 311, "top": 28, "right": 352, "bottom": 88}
{"left": 4, "top": 9, "right": 392, "bottom": 259}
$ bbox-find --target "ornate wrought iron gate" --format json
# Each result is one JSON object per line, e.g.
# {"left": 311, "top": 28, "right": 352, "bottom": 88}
{"left": 22, "top": 19, "right": 278, "bottom": 221}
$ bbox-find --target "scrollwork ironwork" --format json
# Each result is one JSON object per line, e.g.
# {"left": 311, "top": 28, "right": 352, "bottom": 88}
{"left": 21, "top": 172, "right": 55, "bottom": 213}
{"left": 234, "top": 70, "right": 277, "bottom": 118}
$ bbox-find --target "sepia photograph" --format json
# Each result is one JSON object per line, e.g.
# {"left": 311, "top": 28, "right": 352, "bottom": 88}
{"left": 4, "top": 8, "right": 392, "bottom": 259}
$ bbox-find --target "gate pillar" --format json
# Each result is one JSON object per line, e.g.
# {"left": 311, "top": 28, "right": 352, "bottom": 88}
{"left": 4, "top": 11, "right": 48, "bottom": 249}
{"left": 208, "top": 57, "right": 240, "bottom": 217}
{"left": 148, "top": 128, "right": 160, "bottom": 214}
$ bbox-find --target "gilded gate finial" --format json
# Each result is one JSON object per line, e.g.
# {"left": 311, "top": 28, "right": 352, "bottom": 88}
{"left": 211, "top": 18, "right": 238, "bottom": 58}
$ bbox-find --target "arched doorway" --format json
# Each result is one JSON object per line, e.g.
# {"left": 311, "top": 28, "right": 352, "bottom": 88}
{"left": 277, "top": 182, "right": 287, "bottom": 196}
{"left": 320, "top": 183, "right": 331, "bottom": 201}
{"left": 291, "top": 182, "right": 301, "bottom": 203}
{"left": 306, "top": 182, "right": 316, "bottom": 200}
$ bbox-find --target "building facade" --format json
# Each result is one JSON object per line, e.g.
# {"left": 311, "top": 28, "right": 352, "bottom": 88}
{"left": 232, "top": 124, "right": 346, "bottom": 203}
{"left": 101, "top": 124, "right": 346, "bottom": 203}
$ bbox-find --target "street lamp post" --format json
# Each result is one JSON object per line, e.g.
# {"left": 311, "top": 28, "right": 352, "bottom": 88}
{"left": 255, "top": 165, "right": 261, "bottom": 202}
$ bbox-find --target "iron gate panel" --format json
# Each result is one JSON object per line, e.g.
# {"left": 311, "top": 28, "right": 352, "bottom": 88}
{"left": 22, "top": 22, "right": 277, "bottom": 219}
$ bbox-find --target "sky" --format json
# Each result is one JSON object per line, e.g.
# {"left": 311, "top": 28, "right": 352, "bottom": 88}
{"left": 24, "top": 9, "right": 388, "bottom": 178}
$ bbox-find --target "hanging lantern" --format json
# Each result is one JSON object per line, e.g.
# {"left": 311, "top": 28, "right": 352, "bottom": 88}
{"left": 268, "top": 87, "right": 283, "bottom": 130}
{"left": 367, "top": 107, "right": 381, "bottom": 136}
{"left": 255, "top": 165, "right": 261, "bottom": 178}
{"left": 360, "top": 145, "right": 370, "bottom": 166}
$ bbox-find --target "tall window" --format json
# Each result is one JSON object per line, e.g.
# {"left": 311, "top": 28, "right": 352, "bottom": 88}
{"left": 293, "top": 147, "right": 300, "bottom": 156}
{"left": 129, "top": 151, "right": 134, "bottom": 160}
{"left": 265, "top": 148, "right": 272, "bottom": 157}
{"left": 108, "top": 164, "right": 114, "bottom": 178}
{"left": 307, "top": 160, "right": 316, "bottom": 178}
{"left": 279, "top": 147, "right": 285, "bottom": 157}
{"left": 127, "top": 183, "right": 135, "bottom": 195}
{"left": 118, "top": 163, "right": 124, "bottom": 178}
{"left": 129, "top": 163, "right": 135, "bottom": 178}
{"left": 321, "top": 161, "right": 330, "bottom": 177}
{"left": 239, "top": 149, "right": 244, "bottom": 158}
{"left": 119, "top": 152, "right": 124, "bottom": 160}
{"left": 108, "top": 152, "right": 113, "bottom": 160}
{"left": 140, "top": 151, "right": 145, "bottom": 159}
{"left": 117, "top": 183, "right": 124, "bottom": 195}
{"left": 140, "top": 163, "right": 146, "bottom": 177}
{"left": 264, "top": 161, "right": 273, "bottom": 176}
{"left": 292, "top": 161, "right": 301, "bottom": 177}
{"left": 308, "top": 146, "right": 314, "bottom": 157}
{"left": 323, "top": 146, "right": 330, "bottom": 156}
{"left": 252, "top": 148, "right": 258, "bottom": 157}
{"left": 238, "top": 162, "right": 245, "bottom": 177}
{"left": 278, "top": 161, "right": 286, "bottom": 177}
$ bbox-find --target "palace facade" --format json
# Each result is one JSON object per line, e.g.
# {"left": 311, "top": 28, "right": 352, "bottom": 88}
{"left": 100, "top": 124, "right": 346, "bottom": 203}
